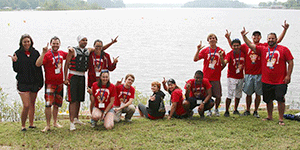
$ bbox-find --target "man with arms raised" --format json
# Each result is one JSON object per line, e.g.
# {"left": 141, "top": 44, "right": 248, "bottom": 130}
{"left": 36, "top": 36, "right": 67, "bottom": 132}
{"left": 194, "top": 34, "right": 225, "bottom": 117}
{"left": 241, "top": 28, "right": 293, "bottom": 125}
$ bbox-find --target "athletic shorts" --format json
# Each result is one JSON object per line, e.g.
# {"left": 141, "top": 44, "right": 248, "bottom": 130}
{"left": 67, "top": 74, "right": 85, "bottom": 103}
{"left": 209, "top": 81, "right": 222, "bottom": 98}
{"left": 44, "top": 84, "right": 63, "bottom": 107}
{"left": 243, "top": 74, "right": 262, "bottom": 96}
{"left": 262, "top": 83, "right": 287, "bottom": 103}
{"left": 17, "top": 83, "right": 41, "bottom": 93}
{"left": 227, "top": 78, "right": 244, "bottom": 99}
{"left": 186, "top": 97, "right": 214, "bottom": 110}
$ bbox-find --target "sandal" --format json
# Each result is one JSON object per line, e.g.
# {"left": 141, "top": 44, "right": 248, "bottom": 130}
{"left": 262, "top": 118, "right": 273, "bottom": 121}
{"left": 278, "top": 121, "right": 285, "bottom": 126}
{"left": 29, "top": 126, "right": 36, "bottom": 128}
{"left": 41, "top": 126, "right": 50, "bottom": 132}
{"left": 21, "top": 128, "right": 27, "bottom": 131}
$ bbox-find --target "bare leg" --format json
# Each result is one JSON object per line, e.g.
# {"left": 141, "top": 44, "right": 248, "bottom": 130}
{"left": 234, "top": 98, "right": 240, "bottom": 111}
{"left": 104, "top": 112, "right": 114, "bottom": 130}
{"left": 42, "top": 107, "right": 51, "bottom": 132}
{"left": 254, "top": 94, "right": 261, "bottom": 112}
{"left": 28, "top": 92, "right": 37, "bottom": 127}
{"left": 182, "top": 100, "right": 190, "bottom": 113}
{"left": 278, "top": 100, "right": 285, "bottom": 124}
{"left": 75, "top": 102, "right": 80, "bottom": 119}
{"left": 53, "top": 105, "right": 62, "bottom": 127}
{"left": 246, "top": 95, "right": 252, "bottom": 112}
{"left": 69, "top": 102, "right": 77, "bottom": 122}
{"left": 215, "top": 97, "right": 221, "bottom": 110}
{"left": 19, "top": 92, "right": 31, "bottom": 129}
{"left": 138, "top": 108, "right": 144, "bottom": 117}
{"left": 265, "top": 101, "right": 273, "bottom": 120}
{"left": 89, "top": 94, "right": 94, "bottom": 115}
{"left": 225, "top": 98, "right": 231, "bottom": 112}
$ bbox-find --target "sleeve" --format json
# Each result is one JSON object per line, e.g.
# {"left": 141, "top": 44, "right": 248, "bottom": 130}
{"left": 284, "top": 47, "right": 294, "bottom": 61}
{"left": 42, "top": 53, "right": 48, "bottom": 65}
{"left": 106, "top": 54, "right": 116, "bottom": 71}
{"left": 62, "top": 51, "right": 68, "bottom": 59}
{"left": 255, "top": 45, "right": 263, "bottom": 55}
{"left": 198, "top": 48, "right": 206, "bottom": 59}
{"left": 130, "top": 87, "right": 135, "bottom": 99}
{"left": 225, "top": 52, "right": 231, "bottom": 62}
{"left": 240, "top": 44, "right": 248, "bottom": 54}
{"left": 111, "top": 84, "right": 117, "bottom": 98}
{"left": 171, "top": 90, "right": 180, "bottom": 103}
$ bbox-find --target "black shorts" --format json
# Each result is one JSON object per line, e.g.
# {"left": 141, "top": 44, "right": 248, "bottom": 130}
{"left": 17, "top": 83, "right": 41, "bottom": 93}
{"left": 67, "top": 75, "right": 85, "bottom": 103}
{"left": 262, "top": 83, "right": 287, "bottom": 103}
{"left": 186, "top": 97, "right": 214, "bottom": 110}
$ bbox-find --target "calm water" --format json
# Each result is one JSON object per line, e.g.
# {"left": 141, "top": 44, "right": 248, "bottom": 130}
{"left": 1, "top": 8, "right": 300, "bottom": 108}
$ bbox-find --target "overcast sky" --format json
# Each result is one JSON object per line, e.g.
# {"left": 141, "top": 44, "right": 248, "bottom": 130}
{"left": 123, "top": 0, "right": 286, "bottom": 5}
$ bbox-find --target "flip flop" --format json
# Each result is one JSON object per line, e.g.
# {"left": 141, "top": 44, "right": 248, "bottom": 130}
{"left": 262, "top": 118, "right": 273, "bottom": 121}
{"left": 278, "top": 121, "right": 285, "bottom": 126}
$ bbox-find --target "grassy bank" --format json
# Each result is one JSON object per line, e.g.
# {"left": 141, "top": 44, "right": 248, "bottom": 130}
{"left": 0, "top": 110, "right": 299, "bottom": 149}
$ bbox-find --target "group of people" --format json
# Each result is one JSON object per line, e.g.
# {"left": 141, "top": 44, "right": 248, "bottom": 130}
{"left": 10, "top": 20, "right": 293, "bottom": 132}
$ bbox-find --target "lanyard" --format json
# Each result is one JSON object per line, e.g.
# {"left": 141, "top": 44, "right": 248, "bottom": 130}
{"left": 94, "top": 53, "right": 102, "bottom": 70}
{"left": 51, "top": 50, "right": 60, "bottom": 67}
{"left": 194, "top": 80, "right": 202, "bottom": 98}
{"left": 122, "top": 85, "right": 130, "bottom": 102}
{"left": 233, "top": 51, "right": 241, "bottom": 69}
{"left": 99, "top": 87, "right": 106, "bottom": 103}
{"left": 209, "top": 47, "right": 217, "bottom": 63}
{"left": 268, "top": 45, "right": 277, "bottom": 61}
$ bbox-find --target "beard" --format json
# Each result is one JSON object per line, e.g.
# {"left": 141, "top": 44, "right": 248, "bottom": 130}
{"left": 268, "top": 41, "right": 276, "bottom": 47}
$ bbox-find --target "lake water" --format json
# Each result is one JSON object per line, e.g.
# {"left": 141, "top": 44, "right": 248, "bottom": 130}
{"left": 1, "top": 8, "right": 300, "bottom": 109}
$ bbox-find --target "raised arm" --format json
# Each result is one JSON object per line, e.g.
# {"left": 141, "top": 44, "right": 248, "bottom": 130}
{"left": 103, "top": 36, "right": 118, "bottom": 51}
{"left": 194, "top": 41, "right": 205, "bottom": 62}
{"left": 277, "top": 20, "right": 289, "bottom": 43}
{"left": 162, "top": 77, "right": 168, "bottom": 91}
{"left": 241, "top": 27, "right": 257, "bottom": 53}
{"left": 36, "top": 43, "right": 49, "bottom": 67}
{"left": 225, "top": 29, "right": 232, "bottom": 49}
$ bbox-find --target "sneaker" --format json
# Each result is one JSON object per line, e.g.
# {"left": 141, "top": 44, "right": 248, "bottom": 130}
{"left": 125, "top": 118, "right": 132, "bottom": 122}
{"left": 233, "top": 110, "right": 240, "bottom": 115}
{"left": 90, "top": 119, "right": 97, "bottom": 128}
{"left": 224, "top": 111, "right": 230, "bottom": 117}
{"left": 243, "top": 111, "right": 250, "bottom": 116}
{"left": 70, "top": 122, "right": 76, "bottom": 131}
{"left": 206, "top": 110, "right": 212, "bottom": 117}
{"left": 214, "top": 109, "right": 220, "bottom": 117}
{"left": 253, "top": 111, "right": 260, "bottom": 118}
{"left": 74, "top": 118, "right": 86, "bottom": 125}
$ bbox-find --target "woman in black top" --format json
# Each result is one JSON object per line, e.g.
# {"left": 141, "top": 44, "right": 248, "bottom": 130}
{"left": 138, "top": 81, "right": 165, "bottom": 120}
{"left": 10, "top": 34, "right": 44, "bottom": 131}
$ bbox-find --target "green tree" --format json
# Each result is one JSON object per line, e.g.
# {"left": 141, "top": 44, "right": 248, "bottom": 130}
{"left": 258, "top": 2, "right": 268, "bottom": 7}
{"left": 19, "top": 0, "right": 31, "bottom": 9}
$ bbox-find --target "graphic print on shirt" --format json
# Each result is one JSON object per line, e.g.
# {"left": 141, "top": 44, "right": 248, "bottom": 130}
{"left": 248, "top": 49, "right": 259, "bottom": 64}
{"left": 266, "top": 50, "right": 280, "bottom": 67}
{"left": 52, "top": 55, "right": 64, "bottom": 74}
{"left": 193, "top": 86, "right": 205, "bottom": 98}
{"left": 206, "top": 51, "right": 221, "bottom": 69}
{"left": 118, "top": 91, "right": 132, "bottom": 103}
{"left": 95, "top": 88, "right": 110, "bottom": 103}
{"left": 233, "top": 57, "right": 245, "bottom": 72}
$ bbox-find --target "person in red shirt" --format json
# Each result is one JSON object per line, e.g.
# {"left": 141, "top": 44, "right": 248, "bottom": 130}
{"left": 88, "top": 38, "right": 118, "bottom": 117}
{"left": 36, "top": 36, "right": 67, "bottom": 132}
{"left": 193, "top": 34, "right": 225, "bottom": 117}
{"left": 242, "top": 28, "right": 294, "bottom": 126}
{"left": 162, "top": 78, "right": 187, "bottom": 119}
{"left": 90, "top": 70, "right": 115, "bottom": 129}
{"left": 113, "top": 74, "right": 136, "bottom": 122}
{"left": 220, "top": 39, "right": 245, "bottom": 117}
{"left": 225, "top": 21, "right": 289, "bottom": 118}
{"left": 183, "top": 70, "right": 214, "bottom": 118}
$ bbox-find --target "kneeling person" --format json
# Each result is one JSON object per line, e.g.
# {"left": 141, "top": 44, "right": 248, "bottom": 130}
{"left": 91, "top": 70, "right": 115, "bottom": 130}
{"left": 183, "top": 70, "right": 214, "bottom": 118}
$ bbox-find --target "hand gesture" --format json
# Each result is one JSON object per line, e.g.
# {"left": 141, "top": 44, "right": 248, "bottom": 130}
{"left": 112, "top": 36, "right": 118, "bottom": 44}
{"left": 87, "top": 87, "right": 92, "bottom": 95}
{"left": 218, "top": 50, "right": 224, "bottom": 57}
{"left": 185, "top": 81, "right": 191, "bottom": 90}
{"left": 43, "top": 43, "right": 49, "bottom": 54}
{"left": 282, "top": 20, "right": 289, "bottom": 30}
{"left": 8, "top": 53, "right": 18, "bottom": 62}
{"left": 197, "top": 41, "right": 205, "bottom": 51}
{"left": 225, "top": 29, "right": 231, "bottom": 39}
{"left": 113, "top": 56, "right": 119, "bottom": 64}
{"left": 116, "top": 78, "right": 123, "bottom": 86}
{"left": 64, "top": 79, "right": 70, "bottom": 86}
{"left": 68, "top": 46, "right": 75, "bottom": 53}
{"left": 241, "top": 27, "right": 249, "bottom": 36}
{"left": 162, "top": 77, "right": 166, "bottom": 85}
{"left": 149, "top": 95, "right": 156, "bottom": 101}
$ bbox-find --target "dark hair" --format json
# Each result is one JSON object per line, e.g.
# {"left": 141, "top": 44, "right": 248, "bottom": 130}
{"left": 125, "top": 74, "right": 135, "bottom": 81}
{"left": 94, "top": 39, "right": 103, "bottom": 46}
{"left": 195, "top": 70, "right": 203, "bottom": 76}
{"left": 50, "top": 36, "right": 60, "bottom": 43}
{"left": 207, "top": 33, "right": 217, "bottom": 41}
{"left": 231, "top": 38, "right": 241, "bottom": 45}
{"left": 267, "top": 32, "right": 277, "bottom": 38}
{"left": 19, "top": 34, "right": 34, "bottom": 50}
{"left": 167, "top": 78, "right": 176, "bottom": 85}
{"left": 97, "top": 70, "right": 110, "bottom": 88}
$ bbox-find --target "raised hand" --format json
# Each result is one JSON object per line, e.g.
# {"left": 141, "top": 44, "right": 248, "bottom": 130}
{"left": 43, "top": 43, "right": 49, "bottom": 54}
{"left": 113, "top": 56, "right": 119, "bottom": 64}
{"left": 116, "top": 78, "right": 123, "bottom": 86}
{"left": 197, "top": 41, "right": 205, "bottom": 51}
{"left": 241, "top": 27, "right": 249, "bottom": 36}
{"left": 282, "top": 20, "right": 289, "bottom": 30}
{"left": 162, "top": 77, "right": 166, "bottom": 85}
{"left": 87, "top": 87, "right": 92, "bottom": 95}
{"left": 218, "top": 50, "right": 224, "bottom": 57}
{"left": 225, "top": 29, "right": 231, "bottom": 39}
{"left": 185, "top": 81, "right": 191, "bottom": 90}
{"left": 8, "top": 53, "right": 18, "bottom": 62}
{"left": 112, "top": 36, "right": 118, "bottom": 43}
{"left": 149, "top": 95, "right": 156, "bottom": 101}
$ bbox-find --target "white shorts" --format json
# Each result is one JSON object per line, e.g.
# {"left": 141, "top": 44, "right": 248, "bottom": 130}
{"left": 227, "top": 78, "right": 244, "bottom": 99}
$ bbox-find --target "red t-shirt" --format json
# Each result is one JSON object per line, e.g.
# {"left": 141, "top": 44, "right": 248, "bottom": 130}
{"left": 240, "top": 43, "right": 268, "bottom": 75}
{"left": 171, "top": 88, "right": 186, "bottom": 116}
{"left": 88, "top": 52, "right": 116, "bottom": 87}
{"left": 198, "top": 47, "right": 225, "bottom": 81}
{"left": 225, "top": 50, "right": 246, "bottom": 79}
{"left": 43, "top": 50, "right": 67, "bottom": 85}
{"left": 184, "top": 78, "right": 212, "bottom": 98}
{"left": 92, "top": 82, "right": 116, "bottom": 111}
{"left": 256, "top": 45, "right": 294, "bottom": 85}
{"left": 114, "top": 84, "right": 135, "bottom": 107}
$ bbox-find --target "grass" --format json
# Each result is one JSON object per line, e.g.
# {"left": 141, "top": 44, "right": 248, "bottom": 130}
{"left": 0, "top": 110, "right": 300, "bottom": 149}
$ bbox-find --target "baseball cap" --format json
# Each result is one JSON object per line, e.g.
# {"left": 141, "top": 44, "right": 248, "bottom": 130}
{"left": 252, "top": 31, "right": 261, "bottom": 36}
{"left": 167, "top": 78, "right": 176, "bottom": 85}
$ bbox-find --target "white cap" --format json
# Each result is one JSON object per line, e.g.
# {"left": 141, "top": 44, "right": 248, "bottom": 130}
{"left": 77, "top": 35, "right": 87, "bottom": 43}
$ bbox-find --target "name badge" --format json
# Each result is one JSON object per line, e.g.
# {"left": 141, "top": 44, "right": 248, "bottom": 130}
{"left": 98, "top": 103, "right": 105, "bottom": 108}
{"left": 96, "top": 72, "right": 100, "bottom": 77}
{"left": 236, "top": 68, "right": 240, "bottom": 74}
{"left": 267, "top": 62, "right": 273, "bottom": 67}
{"left": 209, "top": 63, "right": 215, "bottom": 69}
{"left": 197, "top": 100, "right": 202, "bottom": 105}
{"left": 55, "top": 68, "right": 61, "bottom": 74}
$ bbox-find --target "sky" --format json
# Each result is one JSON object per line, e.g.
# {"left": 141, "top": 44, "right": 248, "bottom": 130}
{"left": 123, "top": 0, "right": 287, "bottom": 5}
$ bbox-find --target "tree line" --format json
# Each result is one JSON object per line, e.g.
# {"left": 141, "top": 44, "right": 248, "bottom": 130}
{"left": 182, "top": 0, "right": 248, "bottom": 8}
{"left": 0, "top": 0, "right": 125, "bottom": 10}
{"left": 258, "top": 0, "right": 300, "bottom": 8}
